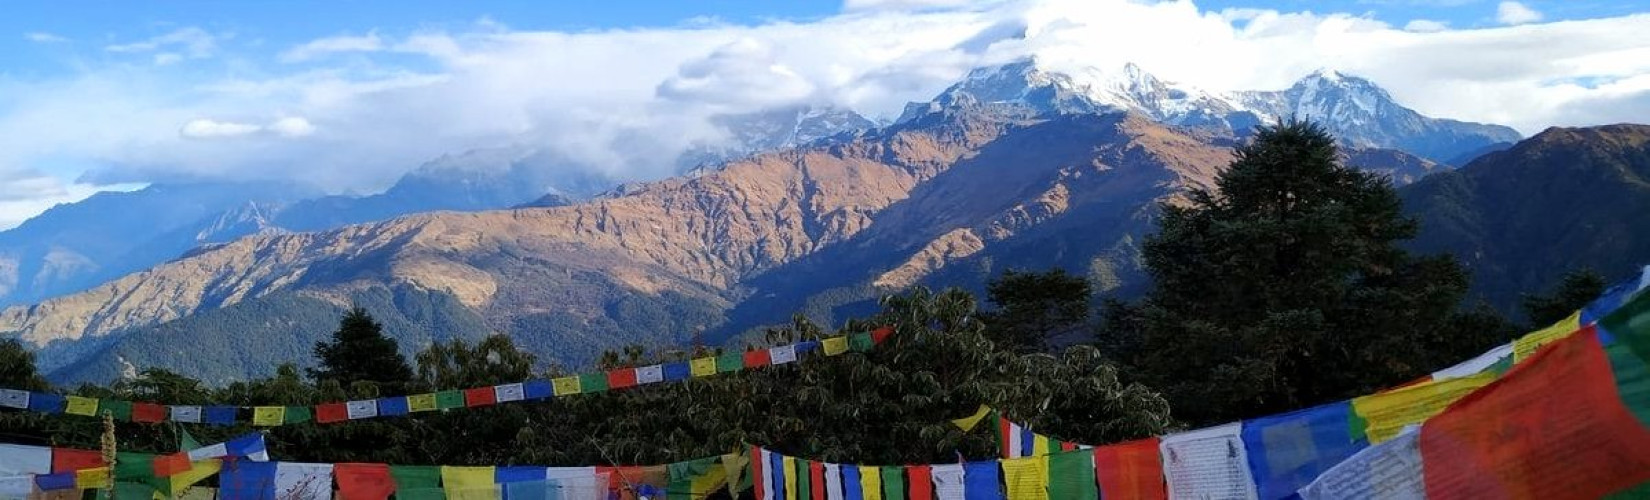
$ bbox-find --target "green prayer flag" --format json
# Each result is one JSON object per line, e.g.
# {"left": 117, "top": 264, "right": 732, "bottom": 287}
{"left": 395, "top": 487, "right": 448, "bottom": 500}
{"left": 881, "top": 466, "right": 906, "bottom": 500}
{"left": 391, "top": 465, "right": 442, "bottom": 489}
{"left": 114, "top": 452, "right": 169, "bottom": 494}
{"left": 435, "top": 390, "right": 466, "bottom": 409}
{"left": 1602, "top": 290, "right": 1650, "bottom": 365}
{"left": 667, "top": 457, "right": 718, "bottom": 500}
{"left": 796, "top": 460, "right": 813, "bottom": 500}
{"left": 179, "top": 425, "right": 202, "bottom": 451}
{"left": 717, "top": 352, "right": 744, "bottom": 373}
{"left": 850, "top": 332, "right": 875, "bottom": 352}
{"left": 1048, "top": 450, "right": 1099, "bottom": 500}
{"left": 579, "top": 372, "right": 610, "bottom": 393}
{"left": 100, "top": 399, "right": 133, "bottom": 421}
{"left": 117, "top": 482, "right": 164, "bottom": 500}
{"left": 283, "top": 406, "right": 313, "bottom": 424}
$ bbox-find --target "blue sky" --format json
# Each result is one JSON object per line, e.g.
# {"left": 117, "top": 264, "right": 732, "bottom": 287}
{"left": 0, "top": 0, "right": 1646, "bottom": 229}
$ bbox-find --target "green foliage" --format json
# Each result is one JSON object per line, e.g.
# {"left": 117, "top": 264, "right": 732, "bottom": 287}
{"left": 0, "top": 339, "right": 48, "bottom": 391}
{"left": 1105, "top": 119, "right": 1512, "bottom": 426}
{"left": 310, "top": 308, "right": 416, "bottom": 391}
{"left": 980, "top": 268, "right": 1092, "bottom": 352}
{"left": 0, "top": 287, "right": 1171, "bottom": 466}
{"left": 1521, "top": 268, "right": 1607, "bottom": 327}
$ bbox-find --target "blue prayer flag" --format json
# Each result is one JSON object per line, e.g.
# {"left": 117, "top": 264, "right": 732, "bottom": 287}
{"left": 27, "top": 393, "right": 64, "bottom": 414}
{"left": 524, "top": 379, "right": 554, "bottom": 399}
{"left": 662, "top": 361, "right": 691, "bottom": 381}
{"left": 769, "top": 450, "right": 787, "bottom": 500}
{"left": 378, "top": 396, "right": 410, "bottom": 416}
{"left": 219, "top": 460, "right": 277, "bottom": 500}
{"left": 1241, "top": 401, "right": 1366, "bottom": 499}
{"left": 204, "top": 406, "right": 238, "bottom": 425}
{"left": 34, "top": 473, "right": 75, "bottom": 491}
{"left": 964, "top": 461, "right": 1002, "bottom": 500}
{"left": 842, "top": 464, "right": 864, "bottom": 500}
{"left": 498, "top": 466, "right": 548, "bottom": 483}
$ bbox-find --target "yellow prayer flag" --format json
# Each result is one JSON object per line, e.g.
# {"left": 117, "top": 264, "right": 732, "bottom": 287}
{"left": 782, "top": 456, "right": 798, "bottom": 500}
{"left": 721, "top": 452, "right": 747, "bottom": 497}
{"left": 552, "top": 376, "right": 582, "bottom": 396}
{"left": 1352, "top": 372, "right": 1496, "bottom": 443}
{"left": 64, "top": 396, "right": 99, "bottom": 416}
{"left": 1001, "top": 456, "right": 1049, "bottom": 500}
{"left": 1031, "top": 434, "right": 1051, "bottom": 457}
{"left": 822, "top": 336, "right": 849, "bottom": 356}
{"left": 407, "top": 393, "right": 438, "bottom": 412}
{"left": 75, "top": 467, "right": 112, "bottom": 490}
{"left": 691, "top": 460, "right": 729, "bottom": 496}
{"left": 170, "top": 459, "right": 222, "bottom": 496}
{"left": 691, "top": 357, "right": 718, "bottom": 377}
{"left": 251, "top": 406, "right": 285, "bottom": 426}
{"left": 442, "top": 466, "right": 497, "bottom": 499}
{"left": 1513, "top": 310, "right": 1581, "bottom": 362}
{"left": 859, "top": 465, "right": 883, "bottom": 500}
{"left": 950, "top": 405, "right": 992, "bottom": 432}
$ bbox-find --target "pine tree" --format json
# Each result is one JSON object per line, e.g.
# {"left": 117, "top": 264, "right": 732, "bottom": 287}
{"left": 309, "top": 307, "right": 415, "bottom": 391}
{"left": 981, "top": 268, "right": 1093, "bottom": 352}
{"left": 1521, "top": 268, "right": 1606, "bottom": 327}
{"left": 1111, "top": 119, "right": 1489, "bottom": 425}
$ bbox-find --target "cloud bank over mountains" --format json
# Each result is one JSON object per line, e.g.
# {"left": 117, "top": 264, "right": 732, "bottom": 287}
{"left": 0, "top": 0, "right": 1646, "bottom": 228}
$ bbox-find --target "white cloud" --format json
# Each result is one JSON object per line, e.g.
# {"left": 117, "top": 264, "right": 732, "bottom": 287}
{"left": 180, "top": 119, "right": 262, "bottom": 138}
{"left": 105, "top": 27, "right": 219, "bottom": 58}
{"left": 843, "top": 0, "right": 998, "bottom": 11}
{"left": 153, "top": 53, "right": 183, "bottom": 66}
{"left": 24, "top": 32, "right": 67, "bottom": 43}
{"left": 279, "top": 33, "right": 385, "bottom": 62}
{"left": 0, "top": 174, "right": 144, "bottom": 230}
{"left": 1497, "top": 1, "right": 1544, "bottom": 25}
{"left": 1403, "top": 19, "right": 1450, "bottom": 32}
{"left": 0, "top": 0, "right": 1644, "bottom": 227}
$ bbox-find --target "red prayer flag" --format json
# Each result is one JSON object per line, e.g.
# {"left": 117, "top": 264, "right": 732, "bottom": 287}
{"left": 1421, "top": 327, "right": 1650, "bottom": 499}
{"left": 998, "top": 418, "right": 1013, "bottom": 458}
{"left": 608, "top": 368, "right": 638, "bottom": 390}
{"left": 463, "top": 387, "right": 496, "bottom": 407}
{"left": 153, "top": 453, "right": 191, "bottom": 477}
{"left": 131, "top": 402, "right": 166, "bottom": 423}
{"left": 335, "top": 463, "right": 396, "bottom": 500}
{"left": 51, "top": 448, "right": 105, "bottom": 473}
{"left": 315, "top": 402, "right": 348, "bottom": 424}
{"left": 1060, "top": 441, "right": 1078, "bottom": 452}
{"left": 751, "top": 446, "right": 766, "bottom": 500}
{"left": 810, "top": 461, "right": 826, "bottom": 500}
{"left": 872, "top": 326, "right": 893, "bottom": 344}
{"left": 1094, "top": 437, "right": 1166, "bottom": 500}
{"left": 907, "top": 465, "right": 934, "bottom": 500}
{"left": 743, "top": 349, "right": 771, "bottom": 368}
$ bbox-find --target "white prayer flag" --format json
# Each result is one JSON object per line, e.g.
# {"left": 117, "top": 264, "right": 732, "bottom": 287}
{"left": 170, "top": 405, "right": 202, "bottom": 423}
{"left": 345, "top": 399, "right": 378, "bottom": 420}
{"left": 770, "top": 345, "right": 798, "bottom": 365}
{"left": 636, "top": 365, "right": 664, "bottom": 384}
{"left": 1161, "top": 422, "right": 1259, "bottom": 500}
{"left": 495, "top": 383, "right": 526, "bottom": 403}
{"left": 0, "top": 389, "right": 28, "bottom": 409}
{"left": 275, "top": 462, "right": 333, "bottom": 500}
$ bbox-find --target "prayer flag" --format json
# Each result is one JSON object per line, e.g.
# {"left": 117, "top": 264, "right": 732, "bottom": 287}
{"left": 345, "top": 399, "right": 378, "bottom": 419}
{"left": 99, "top": 399, "right": 132, "bottom": 421}
{"left": 283, "top": 406, "right": 312, "bottom": 424}
{"left": 1421, "top": 327, "right": 1650, "bottom": 498}
{"left": 770, "top": 450, "right": 789, "bottom": 500}
{"left": 860, "top": 466, "right": 883, "bottom": 500}
{"left": 35, "top": 472, "right": 75, "bottom": 491}
{"left": 1046, "top": 450, "right": 1096, "bottom": 500}
{"left": 1297, "top": 429, "right": 1423, "bottom": 500}
{"left": 784, "top": 457, "right": 799, "bottom": 500}
{"left": 377, "top": 396, "right": 410, "bottom": 417}
{"left": 1432, "top": 343, "right": 1514, "bottom": 380}
{"left": 745, "top": 349, "right": 773, "bottom": 368}
{"left": 663, "top": 361, "right": 692, "bottom": 381}
{"left": 999, "top": 457, "right": 1044, "bottom": 500}
{"left": 999, "top": 419, "right": 1023, "bottom": 458}
{"left": 825, "top": 463, "right": 845, "bottom": 500}
{"left": 880, "top": 466, "right": 906, "bottom": 500}
{"left": 154, "top": 453, "right": 191, "bottom": 477}
{"left": 1513, "top": 310, "right": 1582, "bottom": 361}
{"left": 717, "top": 352, "right": 744, "bottom": 373}
{"left": 497, "top": 465, "right": 548, "bottom": 483}
{"left": 811, "top": 461, "right": 826, "bottom": 500}
{"left": 553, "top": 376, "right": 582, "bottom": 396}
{"left": 822, "top": 337, "right": 849, "bottom": 356}
{"left": 906, "top": 465, "right": 933, "bottom": 500}
{"left": 220, "top": 460, "right": 277, "bottom": 500}
{"left": 963, "top": 461, "right": 1002, "bottom": 500}
{"left": 753, "top": 447, "right": 771, "bottom": 500}
{"left": 1240, "top": 401, "right": 1366, "bottom": 499}
{"left": 850, "top": 332, "right": 875, "bottom": 352}
{"left": 1030, "top": 435, "right": 1051, "bottom": 457}
{"left": 0, "top": 389, "right": 28, "bottom": 409}
{"left": 1351, "top": 371, "right": 1494, "bottom": 444}
{"left": 871, "top": 326, "right": 893, "bottom": 345}
{"left": 334, "top": 463, "right": 395, "bottom": 500}
{"left": 770, "top": 345, "right": 798, "bottom": 365}
{"left": 442, "top": 466, "right": 496, "bottom": 499}
{"left": 253, "top": 407, "right": 286, "bottom": 427}
{"left": 1160, "top": 423, "right": 1256, "bottom": 500}
{"left": 463, "top": 387, "right": 497, "bottom": 407}
{"left": 225, "top": 433, "right": 270, "bottom": 461}
{"left": 435, "top": 389, "right": 466, "bottom": 409}
{"left": 169, "top": 459, "right": 221, "bottom": 497}
{"left": 843, "top": 465, "right": 864, "bottom": 500}
{"left": 524, "top": 379, "right": 553, "bottom": 399}
{"left": 579, "top": 372, "right": 609, "bottom": 393}
{"left": 63, "top": 396, "right": 98, "bottom": 416}
{"left": 315, "top": 402, "right": 348, "bottom": 424}
{"left": 1603, "top": 290, "right": 1650, "bottom": 365}
{"left": 951, "top": 405, "right": 991, "bottom": 432}
{"left": 929, "top": 464, "right": 964, "bottom": 500}
{"left": 51, "top": 448, "right": 104, "bottom": 473}
{"left": 76, "top": 467, "right": 111, "bottom": 490}
{"left": 169, "top": 405, "right": 202, "bottom": 423}
{"left": 26, "top": 393, "right": 63, "bottom": 414}
{"left": 407, "top": 393, "right": 438, "bottom": 412}
{"left": 204, "top": 406, "right": 238, "bottom": 425}
{"left": 275, "top": 462, "right": 333, "bottom": 500}
{"left": 690, "top": 357, "right": 718, "bottom": 377}
{"left": 494, "top": 383, "right": 526, "bottom": 403}
{"left": 608, "top": 368, "right": 638, "bottom": 390}
{"left": 391, "top": 465, "right": 441, "bottom": 490}
{"left": 636, "top": 365, "right": 664, "bottom": 384}
{"left": 132, "top": 402, "right": 165, "bottom": 423}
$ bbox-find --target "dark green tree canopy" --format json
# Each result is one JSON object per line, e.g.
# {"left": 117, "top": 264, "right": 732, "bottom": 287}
{"left": 981, "top": 268, "right": 1092, "bottom": 352}
{"left": 309, "top": 307, "right": 415, "bottom": 391}
{"left": 1108, "top": 119, "right": 1499, "bottom": 425}
{"left": 1521, "top": 268, "right": 1606, "bottom": 327}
